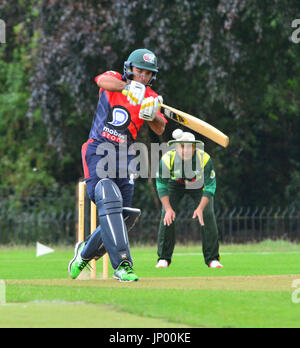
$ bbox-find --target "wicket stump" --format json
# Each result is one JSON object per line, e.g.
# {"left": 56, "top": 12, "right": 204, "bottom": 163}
{"left": 77, "top": 181, "right": 109, "bottom": 279}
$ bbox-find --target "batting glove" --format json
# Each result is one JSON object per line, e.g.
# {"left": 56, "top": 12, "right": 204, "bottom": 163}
{"left": 125, "top": 81, "right": 146, "bottom": 106}
{"left": 139, "top": 95, "right": 163, "bottom": 121}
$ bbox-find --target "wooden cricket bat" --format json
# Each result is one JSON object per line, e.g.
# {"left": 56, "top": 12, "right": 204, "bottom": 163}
{"left": 160, "top": 104, "right": 229, "bottom": 148}
{"left": 122, "top": 90, "right": 229, "bottom": 148}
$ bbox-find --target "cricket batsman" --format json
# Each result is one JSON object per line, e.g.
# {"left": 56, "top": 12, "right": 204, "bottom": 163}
{"left": 155, "top": 129, "right": 223, "bottom": 269}
{"left": 68, "top": 48, "right": 166, "bottom": 281}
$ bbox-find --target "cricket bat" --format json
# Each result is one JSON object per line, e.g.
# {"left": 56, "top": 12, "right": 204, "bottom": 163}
{"left": 122, "top": 90, "right": 229, "bottom": 148}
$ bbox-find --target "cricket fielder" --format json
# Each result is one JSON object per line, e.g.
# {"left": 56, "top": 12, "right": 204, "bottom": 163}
{"left": 155, "top": 129, "right": 223, "bottom": 269}
{"left": 68, "top": 48, "right": 166, "bottom": 281}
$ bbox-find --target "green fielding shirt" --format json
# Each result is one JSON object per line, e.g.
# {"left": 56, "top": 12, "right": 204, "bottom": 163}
{"left": 156, "top": 149, "right": 216, "bottom": 199}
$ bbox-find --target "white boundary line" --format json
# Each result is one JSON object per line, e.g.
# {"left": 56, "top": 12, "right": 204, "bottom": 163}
{"left": 174, "top": 251, "right": 300, "bottom": 256}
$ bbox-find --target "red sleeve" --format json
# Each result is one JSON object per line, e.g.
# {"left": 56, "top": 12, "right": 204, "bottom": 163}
{"left": 94, "top": 71, "right": 122, "bottom": 85}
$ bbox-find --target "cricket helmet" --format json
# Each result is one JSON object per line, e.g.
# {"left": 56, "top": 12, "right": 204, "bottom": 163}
{"left": 124, "top": 48, "right": 158, "bottom": 85}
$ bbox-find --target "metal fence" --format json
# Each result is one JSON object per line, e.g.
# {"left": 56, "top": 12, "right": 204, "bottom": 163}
{"left": 0, "top": 194, "right": 299, "bottom": 245}
{"left": 133, "top": 205, "right": 300, "bottom": 244}
{"left": 215, "top": 206, "right": 300, "bottom": 243}
{"left": 0, "top": 192, "right": 75, "bottom": 245}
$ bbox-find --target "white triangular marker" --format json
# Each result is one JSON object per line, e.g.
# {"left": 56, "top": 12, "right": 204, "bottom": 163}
{"left": 36, "top": 242, "right": 54, "bottom": 257}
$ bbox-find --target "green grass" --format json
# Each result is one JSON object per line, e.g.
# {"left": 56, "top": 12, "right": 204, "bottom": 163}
{"left": 1, "top": 240, "right": 300, "bottom": 328}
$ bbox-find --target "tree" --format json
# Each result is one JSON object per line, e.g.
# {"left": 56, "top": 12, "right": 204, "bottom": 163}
{"left": 1, "top": 0, "right": 299, "bottom": 209}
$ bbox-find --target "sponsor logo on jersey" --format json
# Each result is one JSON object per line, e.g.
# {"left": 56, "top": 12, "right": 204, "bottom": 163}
{"left": 102, "top": 126, "right": 126, "bottom": 143}
{"left": 107, "top": 105, "right": 131, "bottom": 130}
{"left": 108, "top": 107, "right": 129, "bottom": 127}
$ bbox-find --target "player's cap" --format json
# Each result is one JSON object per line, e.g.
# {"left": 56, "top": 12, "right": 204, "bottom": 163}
{"left": 168, "top": 129, "right": 204, "bottom": 146}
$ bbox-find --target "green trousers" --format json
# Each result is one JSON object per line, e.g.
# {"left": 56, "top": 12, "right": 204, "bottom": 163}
{"left": 157, "top": 183, "right": 220, "bottom": 266}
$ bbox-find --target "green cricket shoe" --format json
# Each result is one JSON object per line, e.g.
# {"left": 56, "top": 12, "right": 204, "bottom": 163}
{"left": 68, "top": 242, "right": 90, "bottom": 279}
{"left": 113, "top": 261, "right": 139, "bottom": 282}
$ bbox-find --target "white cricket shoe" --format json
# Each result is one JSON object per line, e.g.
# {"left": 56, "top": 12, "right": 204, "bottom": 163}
{"left": 155, "top": 259, "right": 169, "bottom": 268}
{"left": 209, "top": 260, "right": 224, "bottom": 268}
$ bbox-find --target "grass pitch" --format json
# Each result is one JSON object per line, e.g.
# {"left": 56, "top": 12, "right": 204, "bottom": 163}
{"left": 1, "top": 240, "right": 300, "bottom": 328}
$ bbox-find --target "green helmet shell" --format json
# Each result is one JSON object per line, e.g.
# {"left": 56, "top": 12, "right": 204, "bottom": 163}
{"left": 124, "top": 48, "right": 158, "bottom": 85}
{"left": 127, "top": 48, "right": 158, "bottom": 72}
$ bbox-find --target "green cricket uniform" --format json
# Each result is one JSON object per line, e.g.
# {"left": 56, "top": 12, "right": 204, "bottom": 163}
{"left": 156, "top": 148, "right": 220, "bottom": 266}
